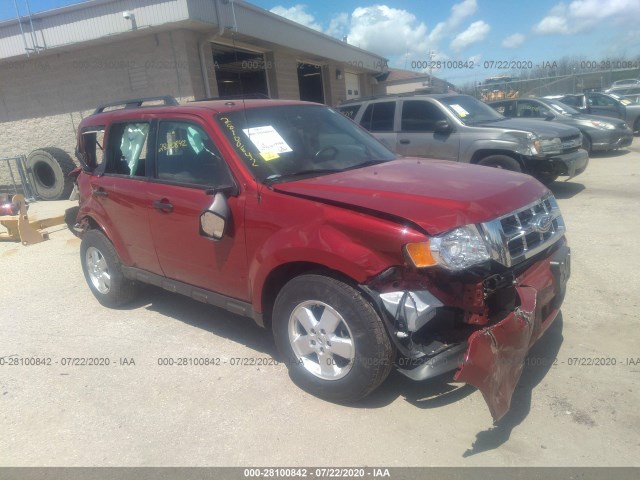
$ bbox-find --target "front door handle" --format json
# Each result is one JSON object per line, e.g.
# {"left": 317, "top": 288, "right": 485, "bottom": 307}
{"left": 399, "top": 139, "right": 410, "bottom": 144}
{"left": 92, "top": 188, "right": 108, "bottom": 197}
{"left": 153, "top": 199, "right": 174, "bottom": 213}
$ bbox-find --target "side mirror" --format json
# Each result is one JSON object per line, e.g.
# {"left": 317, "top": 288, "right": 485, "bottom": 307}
{"left": 434, "top": 120, "right": 452, "bottom": 134}
{"left": 199, "top": 192, "right": 230, "bottom": 240}
{"left": 542, "top": 110, "right": 555, "bottom": 120}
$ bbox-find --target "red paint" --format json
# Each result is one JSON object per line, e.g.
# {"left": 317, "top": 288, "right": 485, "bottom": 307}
{"left": 274, "top": 158, "right": 548, "bottom": 235}
{"left": 455, "top": 242, "right": 568, "bottom": 421}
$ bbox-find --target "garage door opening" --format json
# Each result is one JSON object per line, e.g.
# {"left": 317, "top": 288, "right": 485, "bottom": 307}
{"left": 212, "top": 44, "right": 268, "bottom": 98}
{"left": 297, "top": 63, "right": 325, "bottom": 104}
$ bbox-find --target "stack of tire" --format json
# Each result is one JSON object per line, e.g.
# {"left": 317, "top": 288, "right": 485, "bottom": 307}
{"left": 26, "top": 148, "right": 76, "bottom": 201}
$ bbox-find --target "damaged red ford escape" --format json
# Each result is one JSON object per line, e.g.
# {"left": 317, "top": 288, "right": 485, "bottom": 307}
{"left": 72, "top": 96, "right": 570, "bottom": 421}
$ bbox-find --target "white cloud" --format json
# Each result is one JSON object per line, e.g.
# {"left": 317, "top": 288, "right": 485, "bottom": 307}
{"left": 270, "top": 4, "right": 322, "bottom": 32}
{"left": 450, "top": 21, "right": 490, "bottom": 51}
{"left": 534, "top": 0, "right": 640, "bottom": 35}
{"left": 327, "top": 12, "right": 349, "bottom": 38}
{"left": 428, "top": 0, "right": 477, "bottom": 44}
{"left": 502, "top": 33, "right": 525, "bottom": 48}
{"left": 347, "top": 5, "right": 429, "bottom": 57}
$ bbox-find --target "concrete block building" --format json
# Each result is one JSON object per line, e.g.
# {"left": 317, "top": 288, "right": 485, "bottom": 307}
{"left": 0, "top": 0, "right": 389, "bottom": 167}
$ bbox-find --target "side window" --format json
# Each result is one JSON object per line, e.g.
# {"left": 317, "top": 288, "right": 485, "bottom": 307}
{"left": 338, "top": 105, "right": 361, "bottom": 120}
{"left": 78, "top": 126, "right": 105, "bottom": 169}
{"left": 591, "top": 94, "right": 616, "bottom": 106}
{"left": 491, "top": 102, "right": 507, "bottom": 115}
{"left": 561, "top": 96, "right": 579, "bottom": 107}
{"left": 360, "top": 101, "right": 395, "bottom": 132}
{"left": 105, "top": 122, "right": 149, "bottom": 177}
{"left": 517, "top": 101, "right": 542, "bottom": 118}
{"left": 156, "top": 121, "right": 232, "bottom": 187}
{"left": 400, "top": 100, "right": 446, "bottom": 132}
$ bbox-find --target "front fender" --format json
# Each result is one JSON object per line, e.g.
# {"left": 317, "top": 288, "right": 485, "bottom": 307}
{"left": 461, "top": 137, "right": 530, "bottom": 164}
{"left": 249, "top": 207, "right": 424, "bottom": 314}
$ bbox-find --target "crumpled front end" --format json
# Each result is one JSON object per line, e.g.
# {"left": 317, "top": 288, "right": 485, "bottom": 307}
{"left": 365, "top": 195, "right": 570, "bottom": 422}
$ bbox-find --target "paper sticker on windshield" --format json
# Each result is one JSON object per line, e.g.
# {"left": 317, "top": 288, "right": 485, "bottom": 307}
{"left": 243, "top": 126, "right": 292, "bottom": 155}
{"left": 620, "top": 99, "right": 632, "bottom": 105}
{"left": 260, "top": 151, "right": 280, "bottom": 161}
{"left": 450, "top": 104, "right": 469, "bottom": 118}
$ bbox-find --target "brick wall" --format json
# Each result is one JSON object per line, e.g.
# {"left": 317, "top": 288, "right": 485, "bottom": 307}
{"left": 0, "top": 29, "right": 202, "bottom": 186}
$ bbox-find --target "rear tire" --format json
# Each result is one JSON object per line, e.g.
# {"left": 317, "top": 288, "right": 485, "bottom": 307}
{"left": 27, "top": 148, "right": 76, "bottom": 200}
{"left": 80, "top": 229, "right": 137, "bottom": 307}
{"left": 273, "top": 274, "right": 393, "bottom": 403}
{"left": 477, "top": 154, "right": 522, "bottom": 172}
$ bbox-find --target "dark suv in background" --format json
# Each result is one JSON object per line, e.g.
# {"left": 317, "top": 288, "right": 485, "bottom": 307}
{"left": 554, "top": 92, "right": 640, "bottom": 133}
{"left": 338, "top": 94, "right": 588, "bottom": 185}
{"left": 488, "top": 97, "right": 633, "bottom": 153}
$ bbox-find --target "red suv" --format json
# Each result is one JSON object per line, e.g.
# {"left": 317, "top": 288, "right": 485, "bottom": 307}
{"left": 73, "top": 96, "right": 570, "bottom": 421}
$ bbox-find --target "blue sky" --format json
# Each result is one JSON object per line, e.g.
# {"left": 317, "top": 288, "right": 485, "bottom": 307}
{"left": 3, "top": 0, "right": 640, "bottom": 85}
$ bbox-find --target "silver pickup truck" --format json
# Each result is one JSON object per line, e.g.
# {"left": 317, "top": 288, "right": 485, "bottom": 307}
{"left": 338, "top": 93, "right": 589, "bottom": 185}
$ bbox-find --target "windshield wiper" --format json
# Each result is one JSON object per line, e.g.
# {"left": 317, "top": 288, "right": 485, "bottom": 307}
{"left": 263, "top": 168, "right": 342, "bottom": 185}
{"left": 344, "top": 159, "right": 388, "bottom": 170}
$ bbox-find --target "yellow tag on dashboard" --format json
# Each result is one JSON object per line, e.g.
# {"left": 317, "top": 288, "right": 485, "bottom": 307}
{"left": 260, "top": 151, "right": 279, "bottom": 161}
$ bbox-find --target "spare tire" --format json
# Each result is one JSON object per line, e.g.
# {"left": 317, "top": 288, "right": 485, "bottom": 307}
{"left": 27, "top": 148, "right": 76, "bottom": 200}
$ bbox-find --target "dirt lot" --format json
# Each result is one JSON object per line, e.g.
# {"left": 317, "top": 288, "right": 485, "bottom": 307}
{"left": 1, "top": 142, "right": 639, "bottom": 467}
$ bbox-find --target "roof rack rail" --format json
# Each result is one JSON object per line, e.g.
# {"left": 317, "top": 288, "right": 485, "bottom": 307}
{"left": 338, "top": 91, "right": 446, "bottom": 104}
{"left": 93, "top": 96, "right": 178, "bottom": 114}
{"left": 190, "top": 93, "right": 271, "bottom": 102}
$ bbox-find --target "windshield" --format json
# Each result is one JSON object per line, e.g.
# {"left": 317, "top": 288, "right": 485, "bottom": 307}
{"left": 544, "top": 99, "right": 580, "bottom": 116}
{"left": 439, "top": 95, "right": 505, "bottom": 125}
{"left": 608, "top": 93, "right": 633, "bottom": 105}
{"left": 217, "top": 105, "right": 396, "bottom": 183}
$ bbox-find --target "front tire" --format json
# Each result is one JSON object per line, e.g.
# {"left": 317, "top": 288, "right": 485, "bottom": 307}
{"left": 80, "top": 229, "right": 137, "bottom": 307}
{"left": 273, "top": 275, "right": 393, "bottom": 403}
{"left": 477, "top": 154, "right": 522, "bottom": 172}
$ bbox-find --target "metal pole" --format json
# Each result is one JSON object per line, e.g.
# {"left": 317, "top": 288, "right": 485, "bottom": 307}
{"left": 12, "top": 0, "right": 31, "bottom": 57}
{"left": 24, "top": 0, "right": 41, "bottom": 53}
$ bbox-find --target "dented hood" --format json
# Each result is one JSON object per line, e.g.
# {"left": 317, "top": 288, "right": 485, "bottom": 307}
{"left": 273, "top": 158, "right": 548, "bottom": 235}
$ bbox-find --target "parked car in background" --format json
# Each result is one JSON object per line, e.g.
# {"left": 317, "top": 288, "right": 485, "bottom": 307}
{"left": 555, "top": 92, "right": 640, "bottom": 133}
{"left": 338, "top": 93, "right": 588, "bottom": 184}
{"left": 605, "top": 86, "right": 640, "bottom": 100}
{"left": 71, "top": 95, "right": 572, "bottom": 422}
{"left": 488, "top": 97, "right": 633, "bottom": 153}
{"left": 605, "top": 79, "right": 640, "bottom": 92}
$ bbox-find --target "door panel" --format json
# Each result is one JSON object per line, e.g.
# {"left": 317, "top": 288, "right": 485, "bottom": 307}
{"left": 88, "top": 175, "right": 162, "bottom": 274}
{"left": 146, "top": 119, "right": 248, "bottom": 300}
{"left": 146, "top": 184, "right": 248, "bottom": 300}
{"left": 397, "top": 100, "right": 460, "bottom": 160}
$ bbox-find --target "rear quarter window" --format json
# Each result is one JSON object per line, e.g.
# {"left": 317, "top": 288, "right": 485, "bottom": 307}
{"left": 338, "top": 105, "right": 361, "bottom": 120}
{"left": 360, "top": 101, "right": 395, "bottom": 132}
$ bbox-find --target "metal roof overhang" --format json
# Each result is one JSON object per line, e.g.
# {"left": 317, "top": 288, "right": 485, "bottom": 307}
{"left": 0, "top": 0, "right": 388, "bottom": 73}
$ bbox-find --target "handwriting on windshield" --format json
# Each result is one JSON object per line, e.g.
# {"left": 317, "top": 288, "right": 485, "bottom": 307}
{"left": 220, "top": 117, "right": 258, "bottom": 167}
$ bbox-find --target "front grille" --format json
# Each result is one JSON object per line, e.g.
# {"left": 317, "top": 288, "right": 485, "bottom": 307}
{"left": 561, "top": 134, "right": 581, "bottom": 153}
{"left": 479, "top": 195, "right": 565, "bottom": 267}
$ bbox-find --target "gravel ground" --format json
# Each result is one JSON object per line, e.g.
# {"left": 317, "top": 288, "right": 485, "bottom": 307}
{"left": 1, "top": 141, "right": 639, "bottom": 467}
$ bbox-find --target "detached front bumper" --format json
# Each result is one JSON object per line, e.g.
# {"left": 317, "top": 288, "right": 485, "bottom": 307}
{"left": 525, "top": 149, "right": 589, "bottom": 180}
{"left": 377, "top": 243, "right": 570, "bottom": 422}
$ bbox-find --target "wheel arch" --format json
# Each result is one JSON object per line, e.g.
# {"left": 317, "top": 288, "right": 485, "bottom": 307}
{"left": 470, "top": 149, "right": 523, "bottom": 168}
{"left": 259, "top": 262, "right": 361, "bottom": 329}
{"left": 78, "top": 213, "right": 133, "bottom": 266}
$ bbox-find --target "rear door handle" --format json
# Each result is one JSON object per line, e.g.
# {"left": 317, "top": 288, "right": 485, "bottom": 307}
{"left": 399, "top": 139, "right": 410, "bottom": 144}
{"left": 92, "top": 188, "right": 108, "bottom": 197}
{"left": 153, "top": 200, "right": 174, "bottom": 213}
